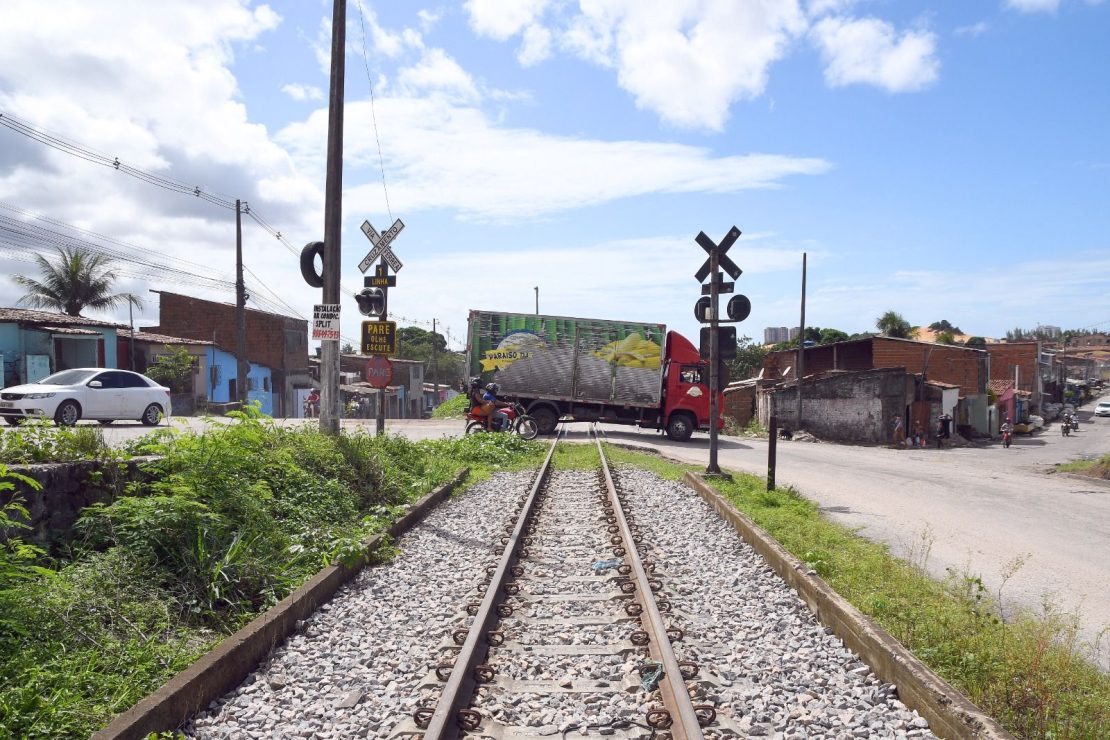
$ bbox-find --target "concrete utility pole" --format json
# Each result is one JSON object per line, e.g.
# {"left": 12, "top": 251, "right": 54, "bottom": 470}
{"left": 320, "top": 0, "right": 346, "bottom": 436}
{"left": 235, "top": 199, "right": 249, "bottom": 406}
{"left": 432, "top": 318, "right": 439, "bottom": 411}
{"left": 534, "top": 286, "right": 539, "bottom": 315}
{"left": 796, "top": 252, "right": 806, "bottom": 432}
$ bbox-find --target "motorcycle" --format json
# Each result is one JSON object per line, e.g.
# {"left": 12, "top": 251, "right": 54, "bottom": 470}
{"left": 1071, "top": 415, "right": 1080, "bottom": 431}
{"left": 1061, "top": 419, "right": 1071, "bottom": 437}
{"left": 466, "top": 401, "right": 539, "bottom": 440}
{"left": 1002, "top": 428, "right": 1012, "bottom": 448}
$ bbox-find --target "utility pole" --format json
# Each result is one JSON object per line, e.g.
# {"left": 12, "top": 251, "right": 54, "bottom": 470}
{"left": 796, "top": 252, "right": 807, "bottom": 432}
{"left": 235, "top": 199, "right": 249, "bottom": 406}
{"left": 128, "top": 295, "right": 136, "bottom": 371}
{"left": 534, "top": 286, "right": 539, "bottom": 315}
{"left": 320, "top": 0, "right": 346, "bottom": 436}
{"left": 432, "top": 318, "right": 439, "bottom": 411}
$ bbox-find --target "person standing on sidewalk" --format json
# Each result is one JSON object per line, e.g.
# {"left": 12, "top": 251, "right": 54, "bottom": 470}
{"left": 890, "top": 414, "right": 905, "bottom": 448}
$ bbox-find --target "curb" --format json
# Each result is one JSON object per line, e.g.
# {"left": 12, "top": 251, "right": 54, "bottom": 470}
{"left": 92, "top": 468, "right": 470, "bottom": 740}
{"left": 682, "top": 472, "right": 1014, "bottom": 740}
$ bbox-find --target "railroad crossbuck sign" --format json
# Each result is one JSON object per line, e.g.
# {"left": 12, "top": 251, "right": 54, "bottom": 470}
{"left": 358, "top": 218, "right": 404, "bottom": 274}
{"left": 694, "top": 226, "right": 742, "bottom": 284}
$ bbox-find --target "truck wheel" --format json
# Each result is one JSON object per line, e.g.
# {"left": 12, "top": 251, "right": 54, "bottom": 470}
{"left": 530, "top": 406, "right": 559, "bottom": 435}
{"left": 666, "top": 413, "right": 694, "bottom": 442}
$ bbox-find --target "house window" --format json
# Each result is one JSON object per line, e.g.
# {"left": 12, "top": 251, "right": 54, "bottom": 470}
{"left": 263, "top": 376, "right": 271, "bottom": 393}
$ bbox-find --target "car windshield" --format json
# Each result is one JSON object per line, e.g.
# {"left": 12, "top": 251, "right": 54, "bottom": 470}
{"left": 39, "top": 369, "right": 98, "bottom": 385}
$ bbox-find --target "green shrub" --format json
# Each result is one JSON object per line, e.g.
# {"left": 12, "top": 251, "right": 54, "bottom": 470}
{"left": 432, "top": 393, "right": 469, "bottom": 418}
{"left": 0, "top": 420, "right": 119, "bottom": 464}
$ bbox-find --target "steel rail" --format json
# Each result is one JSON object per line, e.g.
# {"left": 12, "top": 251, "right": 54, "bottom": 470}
{"left": 594, "top": 427, "right": 706, "bottom": 739}
{"left": 420, "top": 431, "right": 561, "bottom": 739}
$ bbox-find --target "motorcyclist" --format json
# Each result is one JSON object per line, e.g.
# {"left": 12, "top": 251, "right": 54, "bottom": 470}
{"left": 466, "top": 377, "right": 489, "bottom": 426}
{"left": 1000, "top": 417, "right": 1013, "bottom": 443}
{"left": 482, "top": 382, "right": 511, "bottom": 431}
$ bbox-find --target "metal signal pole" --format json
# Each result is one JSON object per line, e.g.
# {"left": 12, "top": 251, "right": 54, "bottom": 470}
{"left": 707, "top": 249, "right": 721, "bottom": 475}
{"left": 796, "top": 252, "right": 806, "bottom": 432}
{"left": 320, "top": 0, "right": 346, "bottom": 436}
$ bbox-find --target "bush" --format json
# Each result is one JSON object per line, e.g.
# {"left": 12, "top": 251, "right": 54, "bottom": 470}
{"left": 432, "top": 393, "right": 469, "bottom": 419}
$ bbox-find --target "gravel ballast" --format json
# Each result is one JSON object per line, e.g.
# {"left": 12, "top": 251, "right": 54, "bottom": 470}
{"left": 185, "top": 459, "right": 939, "bottom": 739}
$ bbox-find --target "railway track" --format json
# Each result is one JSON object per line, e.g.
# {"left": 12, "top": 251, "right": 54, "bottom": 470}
{"left": 186, "top": 430, "right": 941, "bottom": 740}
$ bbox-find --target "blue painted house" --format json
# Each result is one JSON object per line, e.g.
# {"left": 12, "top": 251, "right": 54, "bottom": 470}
{"left": 0, "top": 308, "right": 122, "bottom": 387}
{"left": 203, "top": 345, "right": 273, "bottom": 416}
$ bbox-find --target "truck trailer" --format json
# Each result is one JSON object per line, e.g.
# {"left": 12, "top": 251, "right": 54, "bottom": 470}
{"left": 465, "top": 309, "right": 722, "bottom": 440}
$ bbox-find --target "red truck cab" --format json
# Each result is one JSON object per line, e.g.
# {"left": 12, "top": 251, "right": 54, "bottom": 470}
{"left": 648, "top": 331, "right": 724, "bottom": 440}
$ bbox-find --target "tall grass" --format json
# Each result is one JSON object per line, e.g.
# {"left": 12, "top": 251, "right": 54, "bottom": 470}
{"left": 0, "top": 411, "right": 543, "bottom": 738}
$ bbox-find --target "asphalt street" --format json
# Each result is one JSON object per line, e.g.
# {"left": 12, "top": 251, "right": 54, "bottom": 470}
{"left": 10, "top": 402, "right": 1110, "bottom": 668}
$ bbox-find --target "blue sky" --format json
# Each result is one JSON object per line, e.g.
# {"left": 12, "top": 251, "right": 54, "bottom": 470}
{"left": 1, "top": 0, "right": 1108, "bottom": 352}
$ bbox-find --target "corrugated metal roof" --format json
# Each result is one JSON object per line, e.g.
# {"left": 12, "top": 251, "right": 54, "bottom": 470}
{"left": 130, "top": 330, "right": 213, "bottom": 346}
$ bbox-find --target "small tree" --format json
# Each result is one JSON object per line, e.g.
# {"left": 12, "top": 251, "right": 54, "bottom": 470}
{"left": 145, "top": 346, "right": 196, "bottom": 394}
{"left": 726, "top": 336, "right": 769, "bottom": 380}
{"left": 935, "top": 331, "right": 956, "bottom": 345}
{"left": 965, "top": 336, "right": 987, "bottom": 349}
{"left": 876, "top": 311, "right": 915, "bottom": 339}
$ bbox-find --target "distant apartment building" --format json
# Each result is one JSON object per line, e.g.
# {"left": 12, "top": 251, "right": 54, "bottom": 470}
{"left": 763, "top": 326, "right": 799, "bottom": 344}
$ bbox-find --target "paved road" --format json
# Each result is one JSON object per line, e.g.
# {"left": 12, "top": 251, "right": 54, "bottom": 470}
{"left": 9, "top": 404, "right": 1109, "bottom": 666}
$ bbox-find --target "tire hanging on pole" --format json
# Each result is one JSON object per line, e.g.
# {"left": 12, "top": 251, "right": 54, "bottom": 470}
{"left": 300, "top": 241, "right": 325, "bottom": 288}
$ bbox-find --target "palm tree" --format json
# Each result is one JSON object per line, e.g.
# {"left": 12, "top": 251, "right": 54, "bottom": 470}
{"left": 12, "top": 246, "right": 140, "bottom": 316}
{"left": 876, "top": 310, "right": 915, "bottom": 339}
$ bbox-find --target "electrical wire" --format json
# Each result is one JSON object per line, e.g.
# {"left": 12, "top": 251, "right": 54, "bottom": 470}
{"left": 354, "top": 0, "right": 393, "bottom": 223}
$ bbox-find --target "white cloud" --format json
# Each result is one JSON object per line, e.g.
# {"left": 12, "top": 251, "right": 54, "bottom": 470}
{"left": 0, "top": 1, "right": 322, "bottom": 328}
{"left": 518, "top": 23, "right": 553, "bottom": 66}
{"left": 1004, "top": 0, "right": 1061, "bottom": 12}
{"left": 281, "top": 83, "right": 323, "bottom": 101}
{"left": 464, "top": 0, "right": 552, "bottom": 41}
{"left": 811, "top": 16, "right": 939, "bottom": 92}
{"left": 955, "top": 21, "right": 990, "bottom": 37}
{"left": 396, "top": 49, "right": 480, "bottom": 101}
{"left": 416, "top": 9, "right": 442, "bottom": 32}
{"left": 277, "top": 95, "right": 831, "bottom": 221}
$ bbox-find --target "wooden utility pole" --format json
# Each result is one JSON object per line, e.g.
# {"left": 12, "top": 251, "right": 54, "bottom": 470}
{"left": 235, "top": 199, "right": 248, "bottom": 406}
{"left": 320, "top": 0, "right": 346, "bottom": 435}
{"left": 796, "top": 252, "right": 806, "bottom": 432}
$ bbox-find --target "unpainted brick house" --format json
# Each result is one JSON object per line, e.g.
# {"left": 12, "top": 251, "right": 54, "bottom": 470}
{"left": 759, "top": 336, "right": 991, "bottom": 442}
{"left": 148, "top": 291, "right": 310, "bottom": 417}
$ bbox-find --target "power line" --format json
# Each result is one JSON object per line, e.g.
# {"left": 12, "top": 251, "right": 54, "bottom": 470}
{"left": 354, "top": 0, "right": 393, "bottom": 223}
{"left": 0, "top": 110, "right": 306, "bottom": 268}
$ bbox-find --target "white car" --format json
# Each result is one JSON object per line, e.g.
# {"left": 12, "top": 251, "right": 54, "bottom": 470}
{"left": 1095, "top": 401, "right": 1110, "bottom": 418}
{"left": 0, "top": 368, "right": 171, "bottom": 426}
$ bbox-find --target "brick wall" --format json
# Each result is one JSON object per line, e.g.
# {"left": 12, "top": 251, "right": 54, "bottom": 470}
{"left": 723, "top": 383, "right": 756, "bottom": 427}
{"left": 760, "top": 367, "right": 910, "bottom": 444}
{"left": 870, "top": 338, "right": 985, "bottom": 396}
{"left": 153, "top": 292, "right": 307, "bottom": 375}
{"left": 985, "top": 342, "right": 1038, "bottom": 394}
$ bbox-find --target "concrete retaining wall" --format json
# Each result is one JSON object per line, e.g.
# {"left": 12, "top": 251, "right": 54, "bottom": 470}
{"left": 1, "top": 457, "right": 159, "bottom": 548}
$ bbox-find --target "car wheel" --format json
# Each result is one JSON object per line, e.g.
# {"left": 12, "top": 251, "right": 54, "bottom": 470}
{"left": 666, "top": 413, "right": 695, "bottom": 442}
{"left": 140, "top": 404, "right": 164, "bottom": 426}
{"left": 54, "top": 400, "right": 81, "bottom": 427}
{"left": 530, "top": 406, "right": 559, "bottom": 435}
